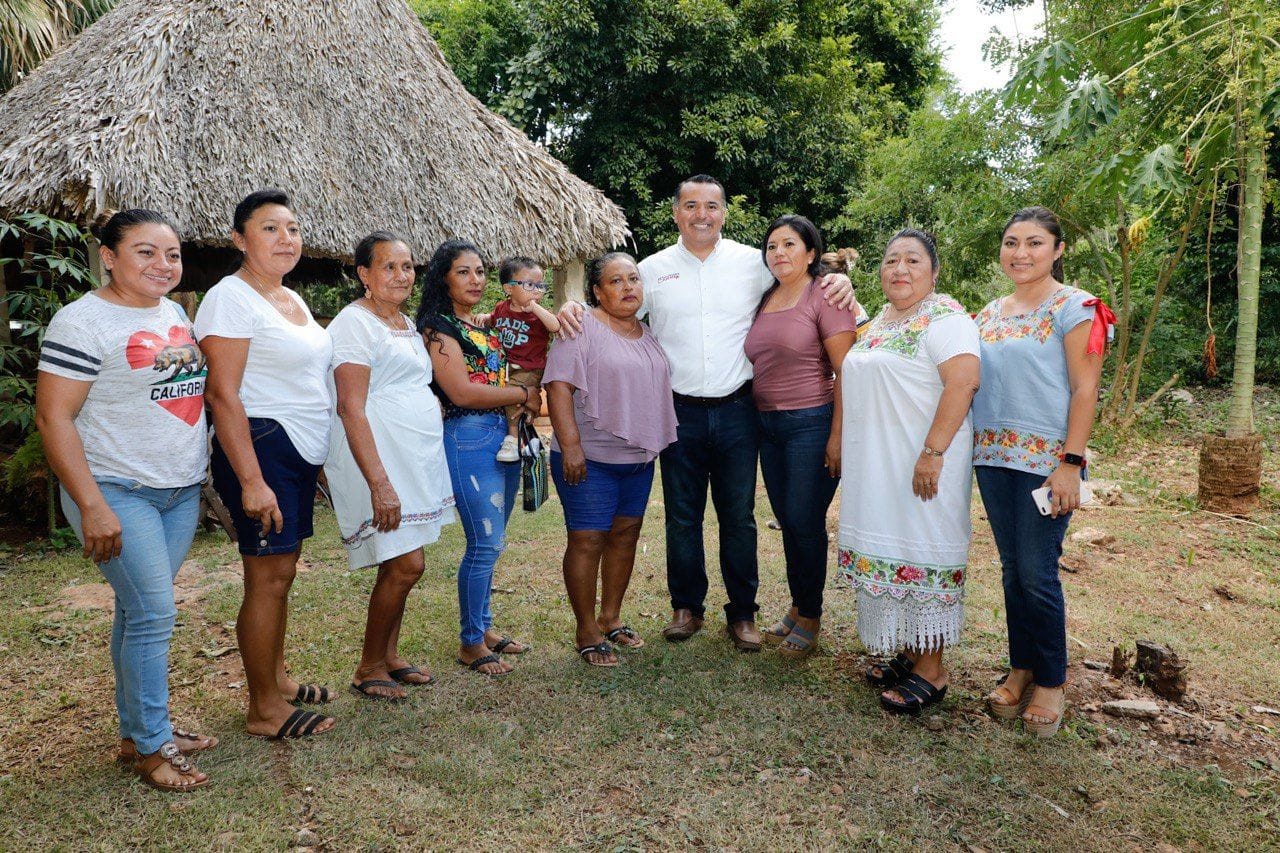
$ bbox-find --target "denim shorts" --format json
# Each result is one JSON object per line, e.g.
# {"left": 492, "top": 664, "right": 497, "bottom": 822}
{"left": 211, "top": 418, "right": 320, "bottom": 556}
{"left": 550, "top": 450, "right": 655, "bottom": 531}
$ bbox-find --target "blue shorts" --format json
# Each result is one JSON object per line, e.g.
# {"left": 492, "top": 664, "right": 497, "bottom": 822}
{"left": 211, "top": 418, "right": 321, "bottom": 556}
{"left": 550, "top": 451, "right": 655, "bottom": 531}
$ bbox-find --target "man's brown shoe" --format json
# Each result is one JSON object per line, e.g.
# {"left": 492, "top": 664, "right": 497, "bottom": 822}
{"left": 726, "top": 620, "right": 762, "bottom": 652}
{"left": 662, "top": 608, "right": 704, "bottom": 641}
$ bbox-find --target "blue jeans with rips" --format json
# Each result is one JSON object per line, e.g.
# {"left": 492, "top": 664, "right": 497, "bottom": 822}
{"left": 975, "top": 465, "right": 1072, "bottom": 687}
{"left": 61, "top": 478, "right": 201, "bottom": 754}
{"left": 758, "top": 403, "right": 839, "bottom": 619}
{"left": 659, "top": 394, "right": 760, "bottom": 622}
{"left": 442, "top": 413, "right": 520, "bottom": 647}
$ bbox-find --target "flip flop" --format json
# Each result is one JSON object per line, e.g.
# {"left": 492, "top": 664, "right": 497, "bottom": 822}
{"left": 118, "top": 728, "right": 218, "bottom": 764}
{"left": 577, "top": 641, "right": 618, "bottom": 667}
{"left": 456, "top": 653, "right": 509, "bottom": 676}
{"left": 491, "top": 636, "right": 531, "bottom": 655}
{"left": 605, "top": 626, "right": 645, "bottom": 649}
{"left": 349, "top": 679, "right": 406, "bottom": 703}
{"left": 388, "top": 666, "right": 435, "bottom": 686}
{"left": 134, "top": 742, "right": 208, "bottom": 793}
{"left": 292, "top": 684, "right": 334, "bottom": 705}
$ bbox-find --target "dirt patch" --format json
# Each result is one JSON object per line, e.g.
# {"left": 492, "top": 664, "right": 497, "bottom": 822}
{"left": 52, "top": 561, "right": 241, "bottom": 614}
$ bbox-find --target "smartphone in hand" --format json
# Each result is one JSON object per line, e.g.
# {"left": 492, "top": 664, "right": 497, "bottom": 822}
{"left": 1032, "top": 483, "right": 1094, "bottom": 516}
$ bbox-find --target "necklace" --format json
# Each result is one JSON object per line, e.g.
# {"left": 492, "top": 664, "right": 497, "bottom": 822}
{"left": 240, "top": 267, "right": 297, "bottom": 317}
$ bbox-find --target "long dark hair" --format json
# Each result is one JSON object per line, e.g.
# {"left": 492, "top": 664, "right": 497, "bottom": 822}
{"left": 1003, "top": 206, "right": 1065, "bottom": 281}
{"left": 414, "top": 239, "right": 485, "bottom": 345}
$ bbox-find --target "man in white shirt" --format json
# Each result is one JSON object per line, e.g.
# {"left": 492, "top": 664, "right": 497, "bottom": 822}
{"left": 560, "top": 175, "right": 856, "bottom": 652}
{"left": 650, "top": 176, "right": 859, "bottom": 651}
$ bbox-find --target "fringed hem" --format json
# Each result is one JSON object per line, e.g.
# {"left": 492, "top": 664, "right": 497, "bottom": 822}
{"left": 856, "top": 589, "right": 964, "bottom": 655}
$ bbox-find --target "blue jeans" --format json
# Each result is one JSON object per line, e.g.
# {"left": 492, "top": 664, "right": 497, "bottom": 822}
{"left": 660, "top": 394, "right": 760, "bottom": 622}
{"left": 60, "top": 478, "right": 201, "bottom": 754}
{"left": 975, "top": 466, "right": 1071, "bottom": 687}
{"left": 758, "top": 403, "right": 839, "bottom": 619}
{"left": 550, "top": 451, "right": 655, "bottom": 531}
{"left": 443, "top": 413, "right": 520, "bottom": 646}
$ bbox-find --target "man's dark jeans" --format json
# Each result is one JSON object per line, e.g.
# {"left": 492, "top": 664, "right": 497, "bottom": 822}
{"left": 660, "top": 394, "right": 760, "bottom": 623}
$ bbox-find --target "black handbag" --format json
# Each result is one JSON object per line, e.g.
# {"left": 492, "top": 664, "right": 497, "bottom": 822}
{"left": 518, "top": 415, "right": 549, "bottom": 512}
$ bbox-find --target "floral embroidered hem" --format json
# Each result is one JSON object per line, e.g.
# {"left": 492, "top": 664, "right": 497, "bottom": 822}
{"left": 838, "top": 548, "right": 966, "bottom": 653}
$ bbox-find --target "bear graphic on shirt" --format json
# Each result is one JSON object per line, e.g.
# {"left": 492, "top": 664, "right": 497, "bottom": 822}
{"left": 126, "top": 325, "right": 207, "bottom": 426}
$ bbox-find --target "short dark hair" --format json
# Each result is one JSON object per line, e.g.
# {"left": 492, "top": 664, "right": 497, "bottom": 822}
{"left": 761, "top": 214, "right": 824, "bottom": 278}
{"left": 885, "top": 227, "right": 940, "bottom": 271}
{"left": 499, "top": 255, "right": 540, "bottom": 284}
{"left": 354, "top": 230, "right": 407, "bottom": 270}
{"left": 584, "top": 251, "right": 637, "bottom": 307}
{"left": 1003, "top": 206, "right": 1065, "bottom": 281}
{"left": 96, "top": 209, "right": 179, "bottom": 251}
{"left": 415, "top": 239, "right": 485, "bottom": 335}
{"left": 233, "top": 188, "right": 290, "bottom": 234}
{"left": 673, "top": 174, "right": 725, "bottom": 204}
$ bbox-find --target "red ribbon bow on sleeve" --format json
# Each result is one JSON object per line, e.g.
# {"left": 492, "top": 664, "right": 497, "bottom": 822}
{"left": 1081, "top": 298, "right": 1116, "bottom": 356}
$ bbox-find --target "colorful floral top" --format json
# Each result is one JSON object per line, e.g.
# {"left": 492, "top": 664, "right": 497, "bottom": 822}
{"left": 971, "top": 286, "right": 1097, "bottom": 474}
{"left": 421, "top": 312, "right": 507, "bottom": 420}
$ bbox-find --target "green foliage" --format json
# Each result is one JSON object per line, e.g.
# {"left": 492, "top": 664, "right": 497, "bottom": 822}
{"left": 0, "top": 0, "right": 114, "bottom": 93}
{"left": 415, "top": 0, "right": 942, "bottom": 255}
{"left": 0, "top": 212, "right": 96, "bottom": 433}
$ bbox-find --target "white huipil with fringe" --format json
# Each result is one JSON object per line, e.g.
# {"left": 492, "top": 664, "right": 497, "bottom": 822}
{"left": 837, "top": 294, "right": 980, "bottom": 654}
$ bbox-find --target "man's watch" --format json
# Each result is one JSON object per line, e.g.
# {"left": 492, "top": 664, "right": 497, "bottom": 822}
{"left": 1060, "top": 452, "right": 1086, "bottom": 468}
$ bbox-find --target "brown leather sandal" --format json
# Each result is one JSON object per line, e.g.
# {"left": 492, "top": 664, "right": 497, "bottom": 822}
{"left": 117, "top": 728, "right": 218, "bottom": 764}
{"left": 134, "top": 742, "right": 209, "bottom": 793}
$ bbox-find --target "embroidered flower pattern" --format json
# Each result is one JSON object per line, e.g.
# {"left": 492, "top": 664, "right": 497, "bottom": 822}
{"left": 837, "top": 548, "right": 966, "bottom": 605}
{"left": 975, "top": 289, "right": 1074, "bottom": 344}
{"left": 853, "top": 294, "right": 967, "bottom": 360}
{"left": 972, "top": 427, "right": 1065, "bottom": 472}
{"left": 444, "top": 315, "right": 505, "bottom": 387}
{"left": 341, "top": 498, "right": 457, "bottom": 546}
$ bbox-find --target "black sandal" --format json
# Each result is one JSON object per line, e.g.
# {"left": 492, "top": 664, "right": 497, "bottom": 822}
{"left": 605, "top": 626, "right": 645, "bottom": 649}
{"left": 349, "top": 679, "right": 406, "bottom": 702}
{"left": 491, "top": 636, "right": 530, "bottom": 655}
{"left": 456, "top": 653, "right": 508, "bottom": 676}
{"left": 880, "top": 673, "right": 948, "bottom": 715}
{"left": 388, "top": 666, "right": 435, "bottom": 686}
{"left": 865, "top": 653, "right": 913, "bottom": 688}
{"left": 577, "top": 642, "right": 618, "bottom": 668}
{"left": 263, "top": 708, "right": 333, "bottom": 739}
{"left": 292, "top": 684, "right": 334, "bottom": 705}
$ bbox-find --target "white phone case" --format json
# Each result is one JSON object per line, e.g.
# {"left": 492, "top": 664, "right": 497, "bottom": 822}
{"left": 1032, "top": 483, "right": 1093, "bottom": 515}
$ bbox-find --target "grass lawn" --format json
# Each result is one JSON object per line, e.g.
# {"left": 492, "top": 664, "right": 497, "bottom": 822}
{"left": 1, "top": 426, "right": 1277, "bottom": 850}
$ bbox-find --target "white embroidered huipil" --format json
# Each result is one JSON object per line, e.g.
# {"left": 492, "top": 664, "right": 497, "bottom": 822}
{"left": 636, "top": 237, "right": 774, "bottom": 397}
{"left": 837, "top": 293, "right": 980, "bottom": 653}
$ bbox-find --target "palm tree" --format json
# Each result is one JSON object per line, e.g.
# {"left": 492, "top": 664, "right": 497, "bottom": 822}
{"left": 0, "top": 0, "right": 113, "bottom": 93}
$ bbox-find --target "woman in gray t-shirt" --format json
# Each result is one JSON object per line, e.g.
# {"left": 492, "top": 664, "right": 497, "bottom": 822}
{"left": 37, "top": 209, "right": 213, "bottom": 792}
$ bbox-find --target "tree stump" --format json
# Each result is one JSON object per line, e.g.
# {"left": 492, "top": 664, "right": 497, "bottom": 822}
{"left": 1197, "top": 433, "right": 1262, "bottom": 515}
{"left": 1135, "top": 640, "right": 1187, "bottom": 702}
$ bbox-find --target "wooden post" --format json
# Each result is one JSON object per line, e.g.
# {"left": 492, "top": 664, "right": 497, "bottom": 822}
{"left": 554, "top": 258, "right": 585, "bottom": 308}
{"left": 86, "top": 235, "right": 105, "bottom": 287}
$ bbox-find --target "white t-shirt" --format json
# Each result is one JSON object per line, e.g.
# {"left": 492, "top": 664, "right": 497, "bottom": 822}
{"left": 194, "top": 275, "right": 333, "bottom": 464}
{"left": 637, "top": 237, "right": 773, "bottom": 397}
{"left": 38, "top": 292, "right": 208, "bottom": 488}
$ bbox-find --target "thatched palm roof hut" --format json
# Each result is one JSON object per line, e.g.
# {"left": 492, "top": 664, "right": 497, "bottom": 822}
{"left": 0, "top": 0, "right": 628, "bottom": 292}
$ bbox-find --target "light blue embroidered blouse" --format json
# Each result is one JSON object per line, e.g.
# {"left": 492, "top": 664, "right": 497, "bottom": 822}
{"left": 971, "top": 286, "right": 1097, "bottom": 475}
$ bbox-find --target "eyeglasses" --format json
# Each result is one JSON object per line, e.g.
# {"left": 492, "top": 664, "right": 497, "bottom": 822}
{"left": 506, "top": 280, "right": 548, "bottom": 292}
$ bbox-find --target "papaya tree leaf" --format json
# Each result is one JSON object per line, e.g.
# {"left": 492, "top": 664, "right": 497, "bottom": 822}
{"left": 1046, "top": 76, "right": 1118, "bottom": 142}
{"left": 1262, "top": 77, "right": 1280, "bottom": 129}
{"left": 1002, "top": 39, "right": 1078, "bottom": 105}
{"left": 1126, "top": 143, "right": 1188, "bottom": 200}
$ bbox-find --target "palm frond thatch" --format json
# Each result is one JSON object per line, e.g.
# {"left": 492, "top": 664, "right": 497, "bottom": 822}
{"left": 0, "top": 0, "right": 629, "bottom": 266}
